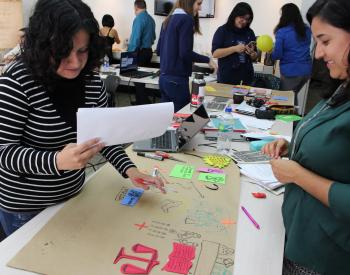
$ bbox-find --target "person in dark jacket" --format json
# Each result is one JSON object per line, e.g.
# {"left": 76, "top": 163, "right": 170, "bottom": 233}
{"left": 271, "top": 3, "right": 312, "bottom": 105}
{"left": 262, "top": 0, "right": 350, "bottom": 274}
{"left": 157, "top": 0, "right": 217, "bottom": 112}
{"left": 212, "top": 2, "right": 257, "bottom": 85}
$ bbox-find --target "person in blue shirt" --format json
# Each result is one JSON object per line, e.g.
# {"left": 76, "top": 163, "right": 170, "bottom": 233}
{"left": 271, "top": 3, "right": 312, "bottom": 105}
{"left": 157, "top": 0, "right": 217, "bottom": 112}
{"left": 128, "top": 0, "right": 156, "bottom": 105}
{"left": 212, "top": 2, "right": 257, "bottom": 85}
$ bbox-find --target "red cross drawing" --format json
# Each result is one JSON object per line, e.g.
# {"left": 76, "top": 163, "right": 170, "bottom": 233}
{"left": 134, "top": 222, "right": 148, "bottom": 230}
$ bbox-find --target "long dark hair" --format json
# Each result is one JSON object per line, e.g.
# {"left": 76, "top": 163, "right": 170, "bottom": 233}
{"left": 20, "top": 0, "right": 104, "bottom": 85}
{"left": 307, "top": 0, "right": 350, "bottom": 101}
{"left": 226, "top": 2, "right": 253, "bottom": 29}
{"left": 163, "top": 0, "right": 201, "bottom": 34}
{"left": 274, "top": 3, "right": 306, "bottom": 39}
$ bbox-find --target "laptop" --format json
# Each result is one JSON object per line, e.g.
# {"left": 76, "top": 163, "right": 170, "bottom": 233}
{"left": 133, "top": 104, "right": 210, "bottom": 152}
{"left": 120, "top": 51, "right": 154, "bottom": 78}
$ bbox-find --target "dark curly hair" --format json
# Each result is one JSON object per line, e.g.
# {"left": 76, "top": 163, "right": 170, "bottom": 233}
{"left": 20, "top": 0, "right": 104, "bottom": 85}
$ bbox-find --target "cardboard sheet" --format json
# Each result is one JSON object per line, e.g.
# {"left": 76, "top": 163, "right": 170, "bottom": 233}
{"left": 8, "top": 148, "right": 240, "bottom": 275}
{"left": 0, "top": 0, "right": 23, "bottom": 50}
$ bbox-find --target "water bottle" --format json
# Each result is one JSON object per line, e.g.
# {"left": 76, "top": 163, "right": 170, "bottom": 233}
{"left": 191, "top": 73, "right": 206, "bottom": 108}
{"left": 123, "top": 38, "right": 129, "bottom": 50}
{"left": 216, "top": 123, "right": 231, "bottom": 155}
{"left": 237, "top": 40, "right": 246, "bottom": 63}
{"left": 103, "top": 54, "right": 110, "bottom": 71}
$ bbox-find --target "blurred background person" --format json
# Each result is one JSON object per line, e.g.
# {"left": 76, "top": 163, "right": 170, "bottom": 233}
{"left": 100, "top": 14, "right": 120, "bottom": 63}
{"left": 271, "top": 3, "right": 312, "bottom": 106}
{"left": 157, "top": 0, "right": 217, "bottom": 112}
{"left": 212, "top": 2, "right": 257, "bottom": 85}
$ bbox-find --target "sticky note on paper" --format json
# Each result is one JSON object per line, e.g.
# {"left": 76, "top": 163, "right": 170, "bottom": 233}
{"left": 198, "top": 173, "right": 226, "bottom": 184}
{"left": 197, "top": 167, "right": 224, "bottom": 174}
{"left": 120, "top": 188, "right": 144, "bottom": 207}
{"left": 170, "top": 164, "right": 194, "bottom": 180}
{"left": 272, "top": 96, "right": 288, "bottom": 101}
{"left": 205, "top": 86, "right": 216, "bottom": 92}
{"left": 276, "top": 114, "right": 302, "bottom": 123}
{"left": 162, "top": 243, "right": 196, "bottom": 274}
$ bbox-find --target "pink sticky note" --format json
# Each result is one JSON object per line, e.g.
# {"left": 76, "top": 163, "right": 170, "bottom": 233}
{"left": 162, "top": 243, "right": 196, "bottom": 275}
{"left": 197, "top": 167, "right": 224, "bottom": 174}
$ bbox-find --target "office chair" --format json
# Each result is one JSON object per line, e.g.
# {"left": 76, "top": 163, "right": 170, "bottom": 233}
{"left": 102, "top": 75, "right": 120, "bottom": 107}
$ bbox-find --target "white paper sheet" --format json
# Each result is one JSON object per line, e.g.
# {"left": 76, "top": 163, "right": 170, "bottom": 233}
{"left": 77, "top": 102, "right": 174, "bottom": 146}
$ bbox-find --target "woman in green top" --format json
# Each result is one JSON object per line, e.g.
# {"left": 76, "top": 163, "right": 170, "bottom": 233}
{"left": 262, "top": 0, "right": 350, "bottom": 274}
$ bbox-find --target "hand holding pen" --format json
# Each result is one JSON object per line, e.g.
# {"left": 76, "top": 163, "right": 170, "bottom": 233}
{"left": 126, "top": 167, "right": 166, "bottom": 194}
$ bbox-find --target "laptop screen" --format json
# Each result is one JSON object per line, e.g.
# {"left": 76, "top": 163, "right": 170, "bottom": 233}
{"left": 177, "top": 105, "right": 210, "bottom": 149}
{"left": 120, "top": 51, "right": 138, "bottom": 73}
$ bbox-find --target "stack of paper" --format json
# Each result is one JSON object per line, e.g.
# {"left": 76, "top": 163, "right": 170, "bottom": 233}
{"left": 77, "top": 102, "right": 174, "bottom": 146}
{"left": 238, "top": 163, "right": 284, "bottom": 195}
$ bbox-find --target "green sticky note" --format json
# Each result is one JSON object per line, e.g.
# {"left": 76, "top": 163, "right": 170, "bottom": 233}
{"left": 275, "top": 115, "right": 302, "bottom": 123}
{"left": 198, "top": 173, "right": 226, "bottom": 184}
{"left": 170, "top": 164, "right": 194, "bottom": 180}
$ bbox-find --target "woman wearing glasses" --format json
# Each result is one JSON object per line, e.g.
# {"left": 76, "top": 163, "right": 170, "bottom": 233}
{"left": 212, "top": 2, "right": 257, "bottom": 85}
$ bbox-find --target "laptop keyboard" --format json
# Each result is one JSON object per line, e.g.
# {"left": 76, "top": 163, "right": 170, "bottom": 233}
{"left": 121, "top": 71, "right": 154, "bottom": 79}
{"left": 151, "top": 131, "right": 173, "bottom": 149}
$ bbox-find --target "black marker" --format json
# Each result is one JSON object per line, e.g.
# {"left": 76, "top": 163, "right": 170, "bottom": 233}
{"left": 137, "top": 152, "right": 164, "bottom": 161}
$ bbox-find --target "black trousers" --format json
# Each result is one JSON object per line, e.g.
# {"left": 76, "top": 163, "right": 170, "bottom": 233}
{"left": 134, "top": 48, "right": 153, "bottom": 105}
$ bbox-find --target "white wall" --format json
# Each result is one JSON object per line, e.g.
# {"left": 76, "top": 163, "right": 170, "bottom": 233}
{"left": 86, "top": 0, "right": 303, "bottom": 54}
{"left": 23, "top": 0, "right": 306, "bottom": 54}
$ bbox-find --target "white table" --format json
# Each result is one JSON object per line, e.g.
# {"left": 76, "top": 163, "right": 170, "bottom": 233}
{"left": 0, "top": 105, "right": 292, "bottom": 275}
{"left": 101, "top": 66, "right": 217, "bottom": 90}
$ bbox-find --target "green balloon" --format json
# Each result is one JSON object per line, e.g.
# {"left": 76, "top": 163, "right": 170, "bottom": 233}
{"left": 256, "top": 35, "right": 273, "bottom": 52}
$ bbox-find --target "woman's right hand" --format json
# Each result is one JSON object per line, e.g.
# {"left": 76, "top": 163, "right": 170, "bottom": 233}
{"left": 234, "top": 44, "right": 246, "bottom": 53}
{"left": 208, "top": 57, "right": 218, "bottom": 74}
{"left": 261, "top": 138, "right": 289, "bottom": 159}
{"left": 56, "top": 138, "right": 105, "bottom": 170}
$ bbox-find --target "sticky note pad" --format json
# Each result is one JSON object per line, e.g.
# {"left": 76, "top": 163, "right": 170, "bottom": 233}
{"left": 205, "top": 86, "right": 216, "bottom": 92}
{"left": 120, "top": 188, "right": 144, "bottom": 207}
{"left": 170, "top": 164, "right": 194, "bottom": 180}
{"left": 272, "top": 96, "right": 288, "bottom": 101}
{"left": 198, "top": 173, "right": 226, "bottom": 184}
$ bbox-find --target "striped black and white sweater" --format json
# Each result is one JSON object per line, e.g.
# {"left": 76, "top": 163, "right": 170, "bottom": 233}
{"left": 0, "top": 61, "right": 135, "bottom": 211}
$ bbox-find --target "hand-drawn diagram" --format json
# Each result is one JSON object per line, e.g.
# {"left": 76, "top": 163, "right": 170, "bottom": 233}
{"left": 185, "top": 206, "right": 226, "bottom": 232}
{"left": 113, "top": 243, "right": 159, "bottom": 274}
{"left": 160, "top": 199, "right": 183, "bottom": 213}
{"left": 193, "top": 240, "right": 234, "bottom": 275}
{"left": 168, "top": 229, "right": 202, "bottom": 247}
{"left": 115, "top": 186, "right": 129, "bottom": 201}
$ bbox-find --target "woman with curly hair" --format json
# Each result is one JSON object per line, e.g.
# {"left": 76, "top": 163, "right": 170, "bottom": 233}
{"left": 0, "top": 0, "right": 164, "bottom": 237}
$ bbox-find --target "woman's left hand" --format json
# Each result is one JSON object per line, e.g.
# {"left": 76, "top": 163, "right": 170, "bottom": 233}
{"left": 245, "top": 46, "right": 257, "bottom": 59}
{"left": 270, "top": 159, "right": 302, "bottom": 184}
{"left": 126, "top": 167, "right": 166, "bottom": 194}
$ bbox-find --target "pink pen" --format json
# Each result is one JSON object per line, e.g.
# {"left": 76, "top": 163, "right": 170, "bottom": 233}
{"left": 134, "top": 178, "right": 166, "bottom": 194}
{"left": 241, "top": 206, "right": 260, "bottom": 230}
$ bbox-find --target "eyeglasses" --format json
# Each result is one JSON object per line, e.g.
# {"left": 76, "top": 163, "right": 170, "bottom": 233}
{"left": 237, "top": 16, "right": 251, "bottom": 22}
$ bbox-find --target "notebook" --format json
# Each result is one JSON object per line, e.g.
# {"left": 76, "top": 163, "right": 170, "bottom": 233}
{"left": 120, "top": 51, "right": 154, "bottom": 78}
{"left": 133, "top": 104, "right": 210, "bottom": 152}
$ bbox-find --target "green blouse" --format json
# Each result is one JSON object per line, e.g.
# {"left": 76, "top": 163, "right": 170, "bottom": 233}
{"left": 283, "top": 91, "right": 350, "bottom": 275}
